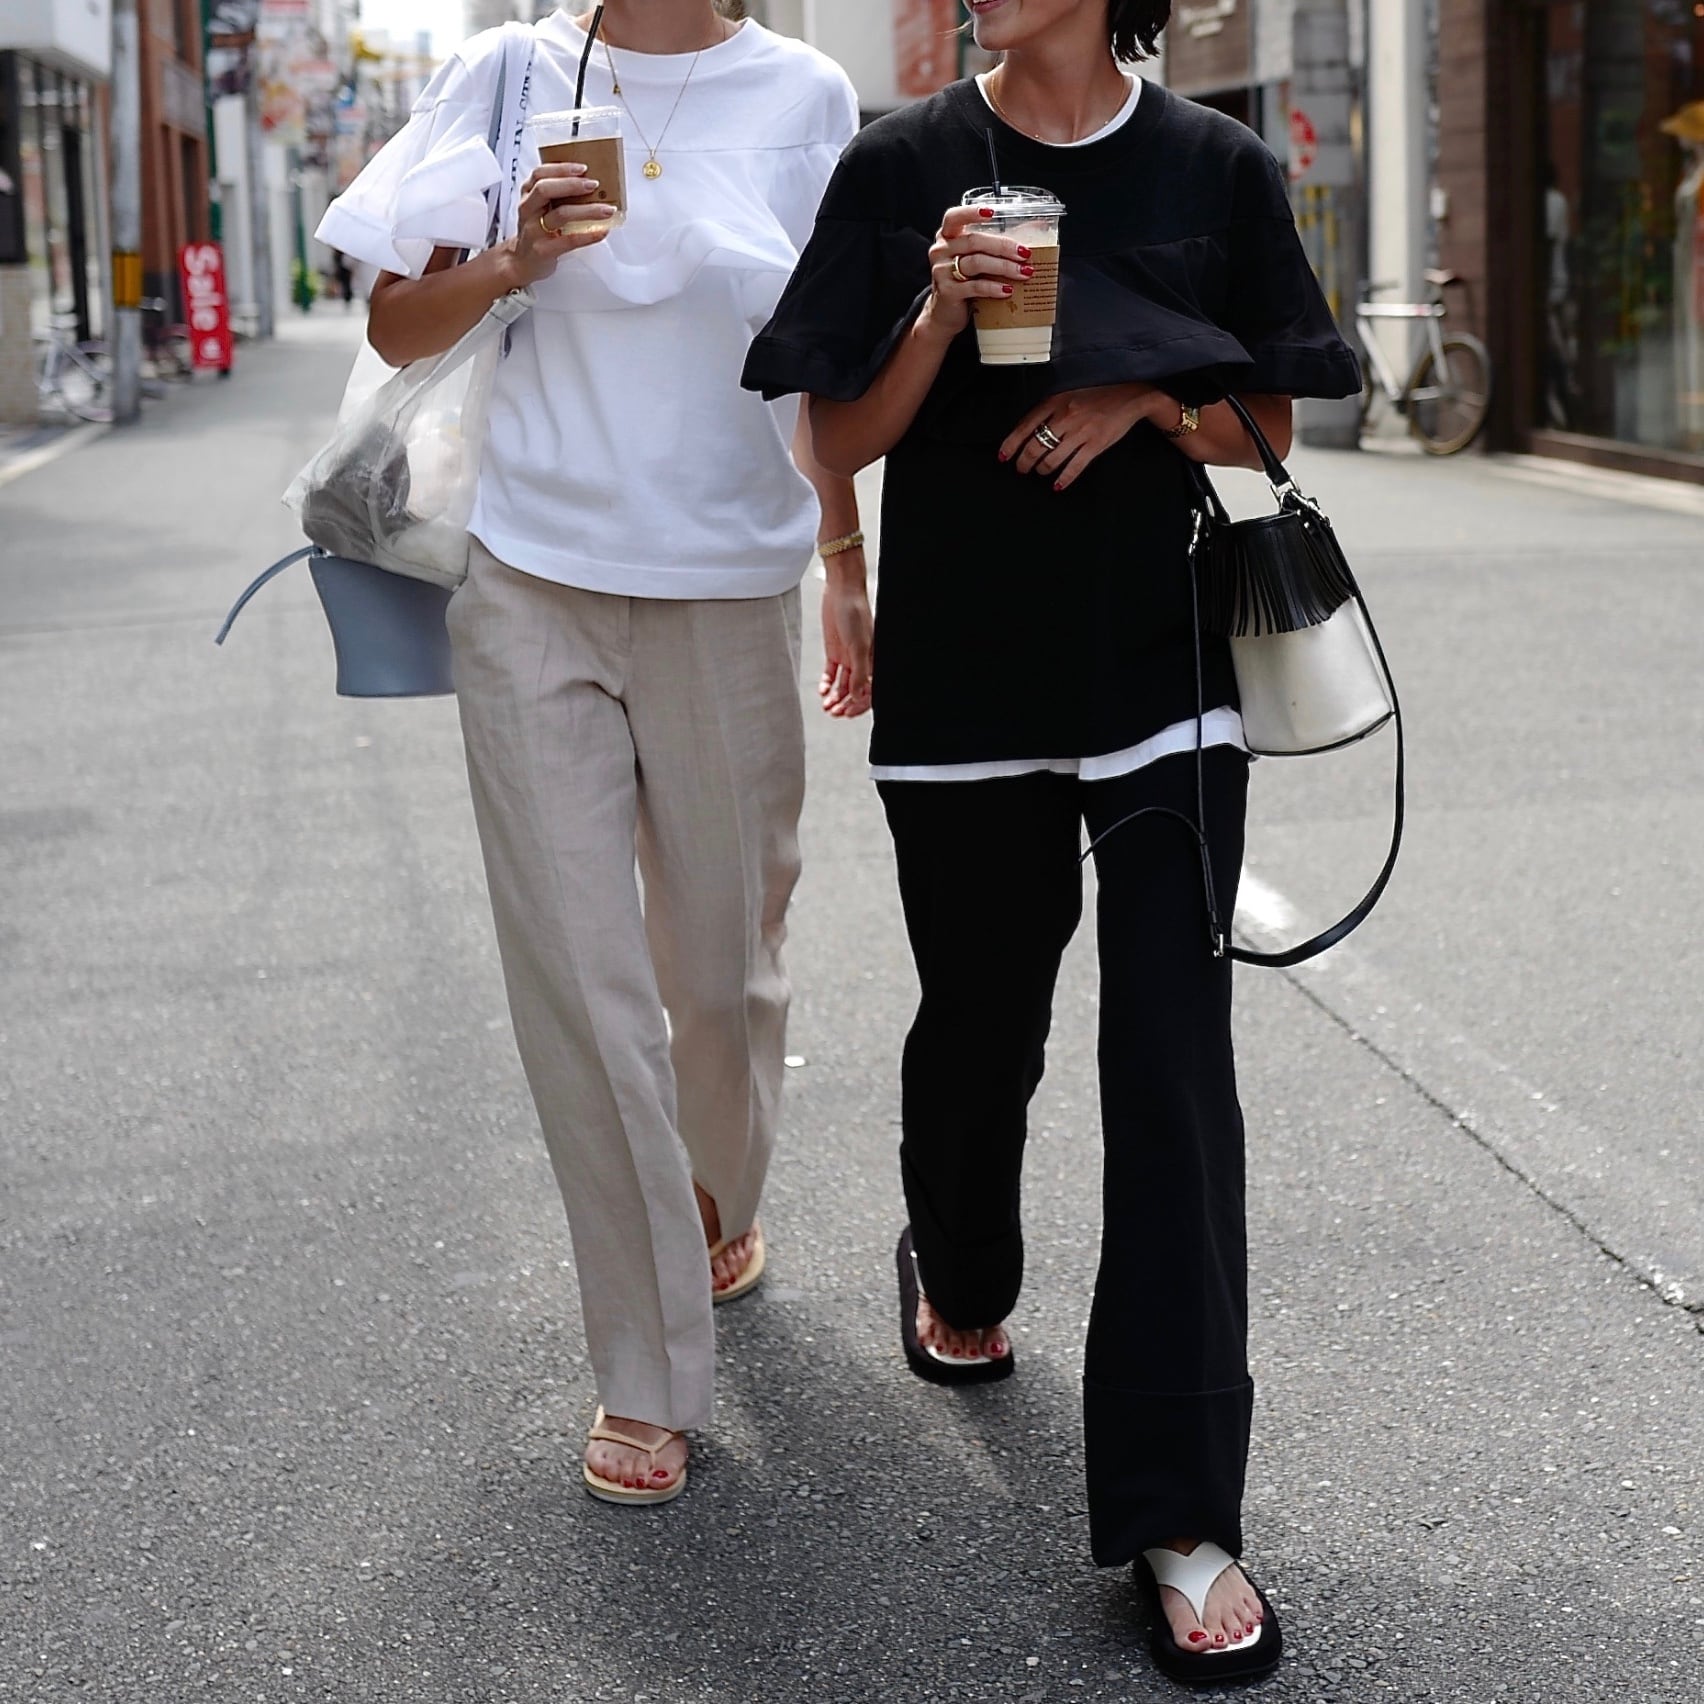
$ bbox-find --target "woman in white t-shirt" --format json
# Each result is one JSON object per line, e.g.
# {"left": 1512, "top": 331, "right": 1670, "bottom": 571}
{"left": 317, "top": 0, "right": 869, "bottom": 1506}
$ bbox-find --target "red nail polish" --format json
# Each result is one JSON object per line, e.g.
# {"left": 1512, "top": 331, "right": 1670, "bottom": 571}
{"left": 1187, "top": 1631, "right": 1207, "bottom": 1644}
{"left": 979, "top": 207, "right": 994, "bottom": 218}
{"left": 1002, "top": 285, "right": 1014, "bottom": 295}
{"left": 997, "top": 450, "right": 1010, "bottom": 462}
{"left": 1053, "top": 482, "right": 1064, "bottom": 493}
{"left": 1020, "top": 266, "right": 1035, "bottom": 278}
{"left": 1017, "top": 245, "right": 1032, "bottom": 259}
{"left": 653, "top": 1469, "right": 670, "bottom": 1480}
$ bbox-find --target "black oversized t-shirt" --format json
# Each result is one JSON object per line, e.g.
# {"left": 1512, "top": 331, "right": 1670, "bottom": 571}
{"left": 744, "top": 79, "right": 1361, "bottom": 769}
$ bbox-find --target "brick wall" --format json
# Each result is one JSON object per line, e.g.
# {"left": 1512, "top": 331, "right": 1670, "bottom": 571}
{"left": 1434, "top": 0, "right": 1490, "bottom": 345}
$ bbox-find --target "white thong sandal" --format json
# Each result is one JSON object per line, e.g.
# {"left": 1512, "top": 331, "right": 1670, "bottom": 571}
{"left": 582, "top": 1408, "right": 688, "bottom": 1506}
{"left": 896, "top": 1227, "right": 1015, "bottom": 1386}
{"left": 1141, "top": 1541, "right": 1283, "bottom": 1684}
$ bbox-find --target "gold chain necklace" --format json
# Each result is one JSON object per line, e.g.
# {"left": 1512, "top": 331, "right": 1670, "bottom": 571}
{"left": 600, "top": 17, "right": 728, "bottom": 180}
{"left": 984, "top": 69, "right": 1129, "bottom": 146}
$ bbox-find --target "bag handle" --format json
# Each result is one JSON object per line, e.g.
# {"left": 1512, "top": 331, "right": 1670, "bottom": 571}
{"left": 1221, "top": 394, "right": 1297, "bottom": 491}
{"left": 214, "top": 545, "right": 319, "bottom": 645}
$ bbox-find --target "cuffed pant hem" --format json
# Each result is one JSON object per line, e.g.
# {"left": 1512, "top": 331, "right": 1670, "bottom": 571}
{"left": 1084, "top": 1376, "right": 1254, "bottom": 1567}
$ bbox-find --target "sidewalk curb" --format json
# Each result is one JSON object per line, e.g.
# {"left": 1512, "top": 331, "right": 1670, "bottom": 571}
{"left": 0, "top": 422, "right": 110, "bottom": 493}
{"left": 1485, "top": 452, "right": 1704, "bottom": 519}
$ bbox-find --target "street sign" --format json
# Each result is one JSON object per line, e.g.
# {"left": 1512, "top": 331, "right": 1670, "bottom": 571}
{"left": 179, "top": 242, "right": 235, "bottom": 372}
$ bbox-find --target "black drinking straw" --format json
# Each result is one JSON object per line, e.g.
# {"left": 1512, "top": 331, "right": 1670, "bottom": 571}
{"left": 573, "top": 4, "right": 605, "bottom": 136}
{"left": 985, "top": 128, "right": 1004, "bottom": 195}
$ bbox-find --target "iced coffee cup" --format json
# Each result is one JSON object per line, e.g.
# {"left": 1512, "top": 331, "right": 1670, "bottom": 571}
{"left": 529, "top": 107, "right": 627, "bottom": 234}
{"left": 960, "top": 187, "right": 1065, "bottom": 365}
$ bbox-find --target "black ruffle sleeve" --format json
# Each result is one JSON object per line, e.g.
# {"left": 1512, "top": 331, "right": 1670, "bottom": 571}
{"left": 1217, "top": 144, "right": 1362, "bottom": 400}
{"left": 742, "top": 148, "right": 932, "bottom": 402}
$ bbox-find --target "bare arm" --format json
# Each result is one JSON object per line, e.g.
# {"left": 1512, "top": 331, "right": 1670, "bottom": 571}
{"left": 808, "top": 204, "right": 1031, "bottom": 477}
{"left": 366, "top": 164, "right": 616, "bottom": 367}
{"left": 792, "top": 403, "right": 874, "bottom": 720}
{"left": 1172, "top": 393, "right": 1294, "bottom": 469}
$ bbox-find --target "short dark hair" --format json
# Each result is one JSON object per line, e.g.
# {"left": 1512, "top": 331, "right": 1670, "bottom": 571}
{"left": 1110, "top": 0, "right": 1171, "bottom": 62}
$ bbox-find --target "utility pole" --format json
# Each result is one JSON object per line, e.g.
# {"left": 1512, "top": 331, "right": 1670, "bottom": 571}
{"left": 247, "top": 57, "right": 276, "bottom": 338}
{"left": 110, "top": 0, "right": 144, "bottom": 423}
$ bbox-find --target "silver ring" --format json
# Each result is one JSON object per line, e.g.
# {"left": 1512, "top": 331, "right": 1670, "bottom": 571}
{"left": 1034, "top": 424, "right": 1063, "bottom": 452}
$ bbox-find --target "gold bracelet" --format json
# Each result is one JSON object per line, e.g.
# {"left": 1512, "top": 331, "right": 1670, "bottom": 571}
{"left": 819, "top": 530, "right": 865, "bottom": 558}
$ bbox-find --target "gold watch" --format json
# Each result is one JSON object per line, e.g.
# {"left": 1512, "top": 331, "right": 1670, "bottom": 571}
{"left": 1163, "top": 403, "right": 1201, "bottom": 440}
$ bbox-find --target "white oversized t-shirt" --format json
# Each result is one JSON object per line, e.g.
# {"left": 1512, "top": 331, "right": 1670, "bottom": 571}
{"left": 317, "top": 14, "right": 859, "bottom": 599}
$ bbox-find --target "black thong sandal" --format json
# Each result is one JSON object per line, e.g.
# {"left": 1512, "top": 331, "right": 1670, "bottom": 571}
{"left": 1141, "top": 1542, "right": 1283, "bottom": 1685}
{"left": 895, "top": 1226, "right": 1015, "bottom": 1387}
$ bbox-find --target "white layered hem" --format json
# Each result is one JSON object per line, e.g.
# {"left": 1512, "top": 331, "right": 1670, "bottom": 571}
{"left": 870, "top": 707, "right": 1248, "bottom": 784}
{"left": 469, "top": 525, "right": 813, "bottom": 601}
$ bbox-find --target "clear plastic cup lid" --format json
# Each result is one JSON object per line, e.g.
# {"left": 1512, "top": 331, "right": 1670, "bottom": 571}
{"left": 961, "top": 186, "right": 1066, "bottom": 215}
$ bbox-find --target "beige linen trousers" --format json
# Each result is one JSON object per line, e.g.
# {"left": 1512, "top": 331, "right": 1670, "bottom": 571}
{"left": 448, "top": 540, "right": 805, "bottom": 1431}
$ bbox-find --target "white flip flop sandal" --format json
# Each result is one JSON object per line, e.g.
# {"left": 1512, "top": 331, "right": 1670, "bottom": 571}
{"left": 896, "top": 1227, "right": 1015, "bottom": 1386}
{"left": 1141, "top": 1541, "right": 1283, "bottom": 1684}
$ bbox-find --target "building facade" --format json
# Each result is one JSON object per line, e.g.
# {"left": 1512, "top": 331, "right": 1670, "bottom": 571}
{"left": 139, "top": 0, "right": 212, "bottom": 315}
{"left": 0, "top": 0, "right": 112, "bottom": 423}
{"left": 1437, "top": 0, "right": 1704, "bottom": 477}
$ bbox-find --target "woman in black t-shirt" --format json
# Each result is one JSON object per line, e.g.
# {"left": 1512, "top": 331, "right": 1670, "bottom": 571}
{"left": 745, "top": 1, "right": 1358, "bottom": 1685}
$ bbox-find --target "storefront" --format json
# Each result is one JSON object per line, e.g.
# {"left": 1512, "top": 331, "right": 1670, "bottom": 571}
{"left": 1439, "top": 0, "right": 1704, "bottom": 479}
{"left": 1533, "top": 1, "right": 1704, "bottom": 463}
{"left": 0, "top": 0, "right": 112, "bottom": 424}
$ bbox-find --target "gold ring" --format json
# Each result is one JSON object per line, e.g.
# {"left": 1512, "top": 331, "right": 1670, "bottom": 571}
{"left": 1034, "top": 424, "right": 1063, "bottom": 452}
{"left": 951, "top": 257, "right": 967, "bottom": 284}
{"left": 539, "top": 214, "right": 555, "bottom": 237}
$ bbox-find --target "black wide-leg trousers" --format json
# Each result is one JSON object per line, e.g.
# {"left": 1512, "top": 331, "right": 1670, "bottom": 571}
{"left": 879, "top": 749, "right": 1253, "bottom": 1566}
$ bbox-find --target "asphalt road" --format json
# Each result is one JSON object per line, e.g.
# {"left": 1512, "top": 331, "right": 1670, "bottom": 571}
{"left": 2, "top": 314, "right": 1700, "bottom": 1702}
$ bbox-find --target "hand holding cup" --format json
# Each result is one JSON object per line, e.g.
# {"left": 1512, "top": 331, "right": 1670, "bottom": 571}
{"left": 510, "top": 165, "right": 617, "bottom": 286}
{"left": 925, "top": 204, "right": 1036, "bottom": 338}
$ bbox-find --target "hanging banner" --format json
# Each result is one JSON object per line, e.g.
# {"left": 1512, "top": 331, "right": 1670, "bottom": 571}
{"left": 894, "top": 0, "right": 964, "bottom": 100}
{"left": 180, "top": 242, "right": 235, "bottom": 372}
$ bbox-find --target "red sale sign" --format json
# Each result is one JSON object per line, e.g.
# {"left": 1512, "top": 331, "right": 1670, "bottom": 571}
{"left": 178, "top": 242, "right": 234, "bottom": 372}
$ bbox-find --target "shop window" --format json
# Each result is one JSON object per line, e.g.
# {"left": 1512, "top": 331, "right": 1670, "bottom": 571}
{"left": 1538, "top": 0, "right": 1704, "bottom": 452}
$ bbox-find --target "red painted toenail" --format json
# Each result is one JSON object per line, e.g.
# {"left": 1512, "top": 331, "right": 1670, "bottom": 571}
{"left": 1214, "top": 1635, "right": 1226, "bottom": 1646}
{"left": 653, "top": 1469, "right": 670, "bottom": 1479}
{"left": 1187, "top": 1631, "right": 1207, "bottom": 1644}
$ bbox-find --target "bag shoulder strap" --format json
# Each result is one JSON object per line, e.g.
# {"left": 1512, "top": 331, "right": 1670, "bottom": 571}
{"left": 482, "top": 22, "right": 538, "bottom": 251}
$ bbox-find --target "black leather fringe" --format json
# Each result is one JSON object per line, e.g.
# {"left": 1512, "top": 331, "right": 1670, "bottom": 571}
{"left": 1198, "top": 501, "right": 1358, "bottom": 638}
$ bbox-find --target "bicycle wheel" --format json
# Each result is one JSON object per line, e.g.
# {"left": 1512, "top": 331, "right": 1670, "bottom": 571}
{"left": 1406, "top": 335, "right": 1491, "bottom": 455}
{"left": 56, "top": 344, "right": 113, "bottom": 423}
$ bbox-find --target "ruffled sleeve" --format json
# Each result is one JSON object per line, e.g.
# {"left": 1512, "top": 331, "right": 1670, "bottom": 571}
{"left": 741, "top": 143, "right": 933, "bottom": 403}
{"left": 314, "top": 44, "right": 501, "bottom": 279}
{"left": 1219, "top": 144, "right": 1362, "bottom": 399}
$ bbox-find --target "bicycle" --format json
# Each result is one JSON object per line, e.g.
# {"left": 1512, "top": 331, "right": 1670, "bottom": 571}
{"left": 1356, "top": 269, "right": 1492, "bottom": 456}
{"left": 141, "top": 298, "right": 194, "bottom": 382}
{"left": 34, "top": 319, "right": 113, "bottom": 423}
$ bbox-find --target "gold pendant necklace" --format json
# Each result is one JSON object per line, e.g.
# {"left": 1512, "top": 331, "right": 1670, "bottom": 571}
{"left": 601, "top": 17, "right": 729, "bottom": 181}
{"left": 985, "top": 69, "right": 1129, "bottom": 146}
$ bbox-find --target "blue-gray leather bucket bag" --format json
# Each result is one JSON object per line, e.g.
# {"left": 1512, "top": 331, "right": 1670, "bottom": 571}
{"left": 214, "top": 545, "right": 456, "bottom": 698}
